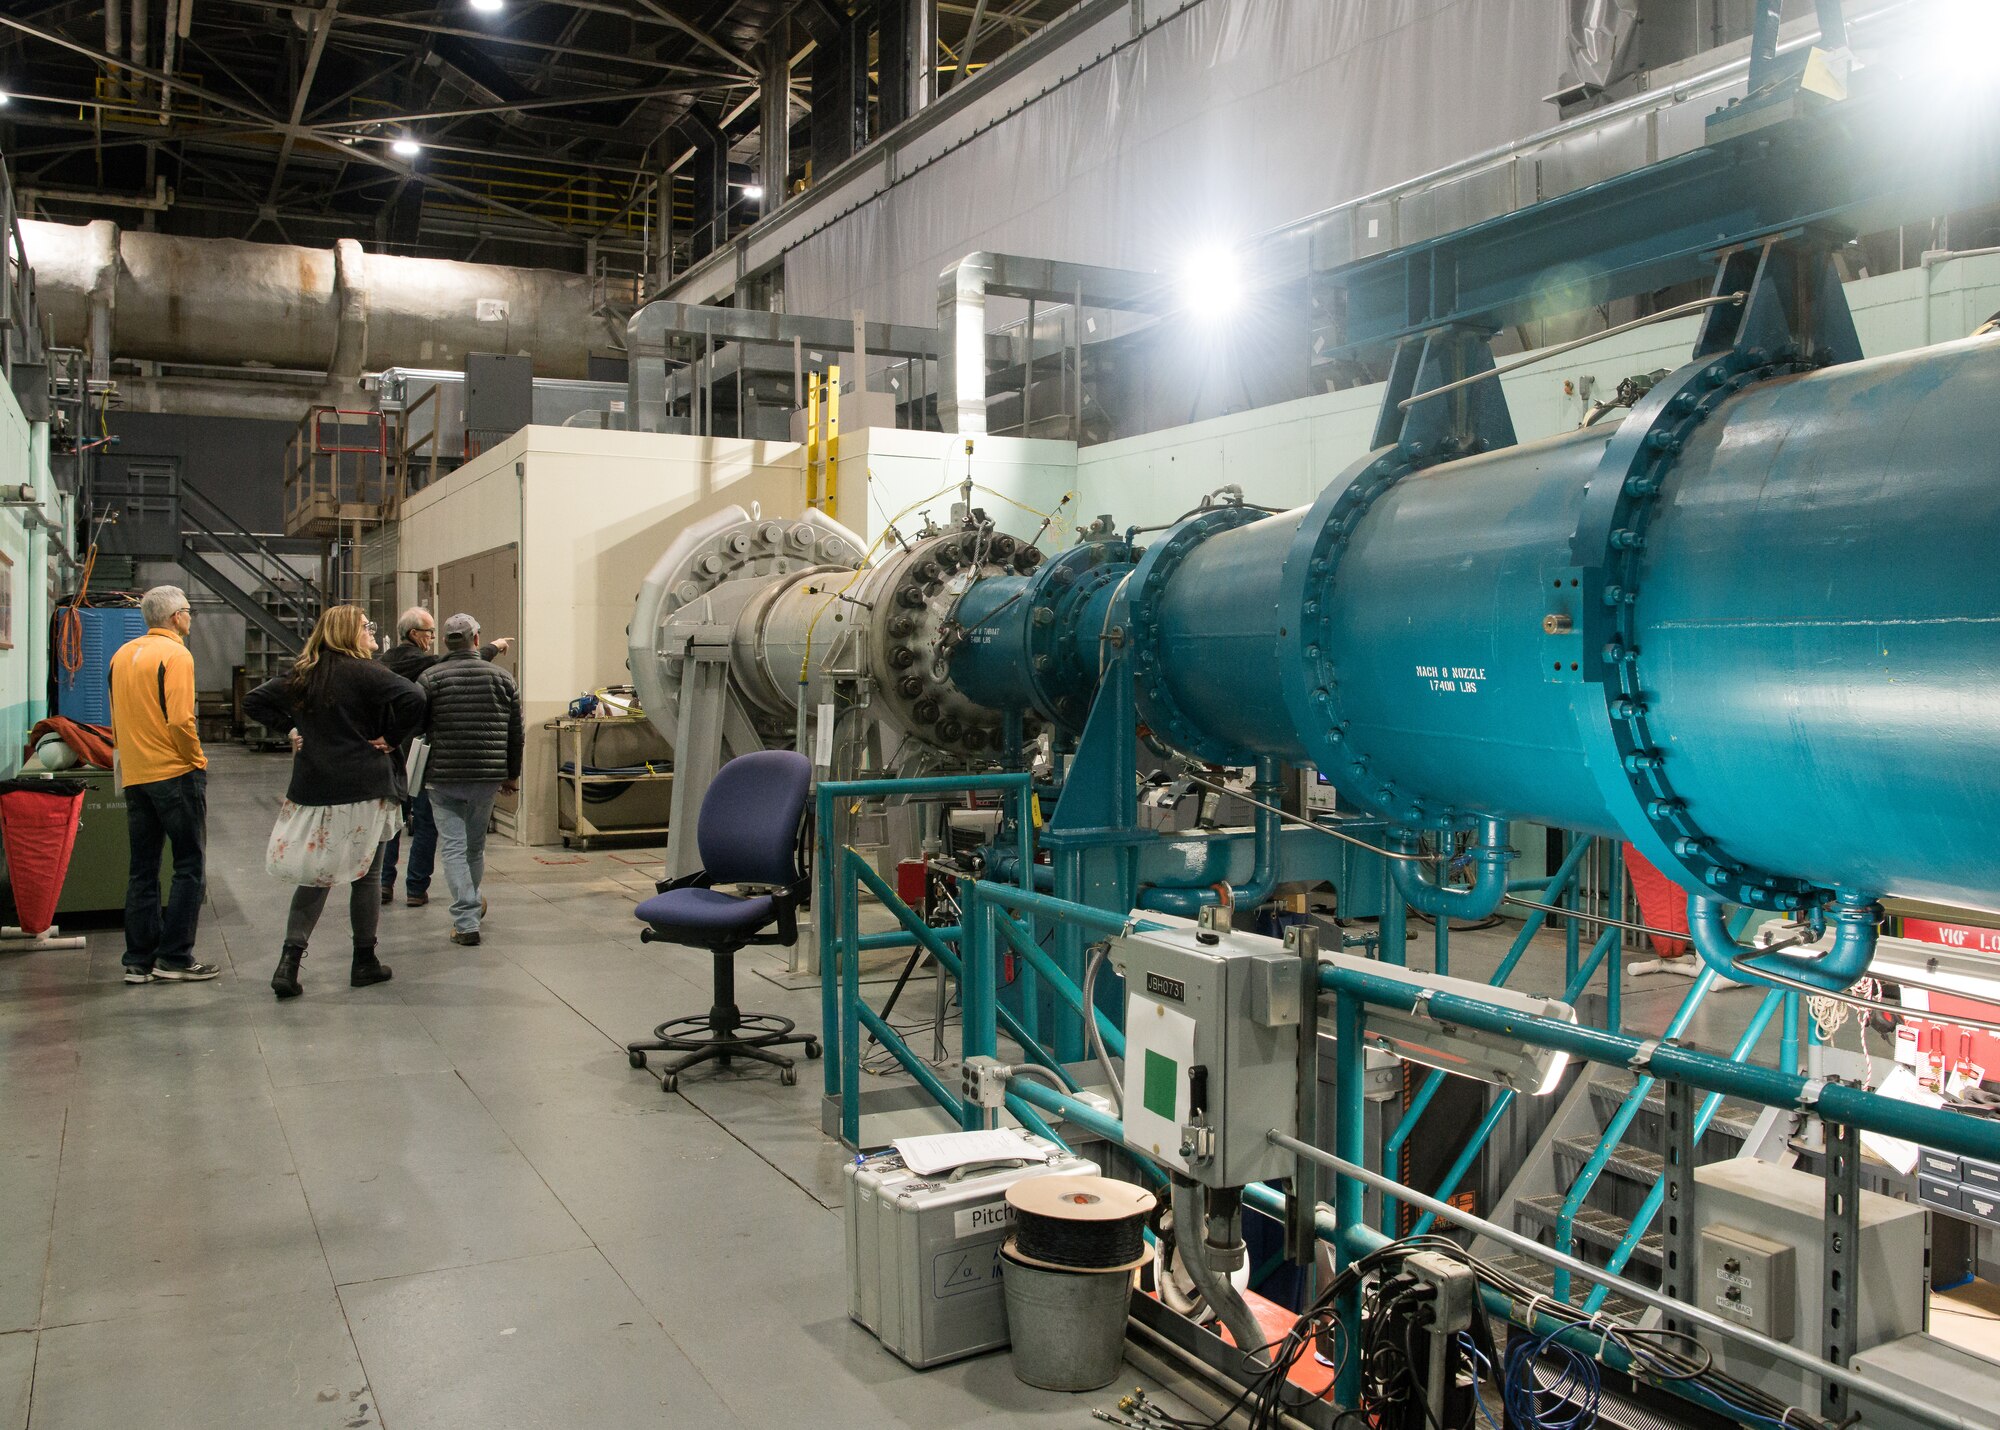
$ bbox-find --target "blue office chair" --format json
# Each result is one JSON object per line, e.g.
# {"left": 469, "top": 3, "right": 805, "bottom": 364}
{"left": 625, "top": 749, "right": 821, "bottom": 1091}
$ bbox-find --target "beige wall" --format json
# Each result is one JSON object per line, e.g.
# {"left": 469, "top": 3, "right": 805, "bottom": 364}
{"left": 398, "top": 426, "right": 805, "bottom": 845}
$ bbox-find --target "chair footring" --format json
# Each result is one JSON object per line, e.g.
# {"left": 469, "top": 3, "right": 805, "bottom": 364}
{"left": 624, "top": 1008, "right": 814, "bottom": 1085}
{"left": 637, "top": 1010, "right": 798, "bottom": 1052}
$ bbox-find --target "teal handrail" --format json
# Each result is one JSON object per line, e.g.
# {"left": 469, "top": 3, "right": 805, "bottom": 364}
{"left": 1551, "top": 964, "right": 1719, "bottom": 1301}
{"left": 1580, "top": 985, "right": 1786, "bottom": 1315}
{"left": 817, "top": 771, "right": 1035, "bottom": 1098}
{"left": 838, "top": 848, "right": 1067, "bottom": 1145}
{"left": 1380, "top": 834, "right": 1596, "bottom": 1233}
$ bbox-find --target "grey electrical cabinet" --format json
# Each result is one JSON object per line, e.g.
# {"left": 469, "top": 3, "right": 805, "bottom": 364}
{"left": 1693, "top": 1160, "right": 1926, "bottom": 1407}
{"left": 1111, "top": 922, "right": 1302, "bottom": 1188}
{"left": 464, "top": 352, "right": 535, "bottom": 447}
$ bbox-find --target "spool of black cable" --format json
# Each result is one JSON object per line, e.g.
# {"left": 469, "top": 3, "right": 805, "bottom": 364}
{"left": 1004, "top": 1176, "right": 1156, "bottom": 1272}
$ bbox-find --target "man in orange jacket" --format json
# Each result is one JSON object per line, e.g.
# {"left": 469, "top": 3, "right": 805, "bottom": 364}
{"left": 108, "top": 586, "right": 218, "bottom": 984}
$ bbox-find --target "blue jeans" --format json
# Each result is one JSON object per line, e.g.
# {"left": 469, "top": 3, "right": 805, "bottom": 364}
{"left": 429, "top": 785, "right": 499, "bottom": 934}
{"left": 381, "top": 793, "right": 437, "bottom": 895}
{"left": 124, "top": 769, "right": 207, "bottom": 972}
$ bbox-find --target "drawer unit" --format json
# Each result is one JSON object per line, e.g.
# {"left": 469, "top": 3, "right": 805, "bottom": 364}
{"left": 1959, "top": 1158, "right": 2000, "bottom": 1193}
{"left": 1917, "top": 1176, "right": 1962, "bottom": 1213}
{"left": 1960, "top": 1185, "right": 2000, "bottom": 1227}
{"left": 1917, "top": 1148, "right": 1962, "bottom": 1182}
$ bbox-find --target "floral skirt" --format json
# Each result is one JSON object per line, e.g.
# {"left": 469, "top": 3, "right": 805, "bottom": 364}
{"left": 265, "top": 798, "right": 402, "bottom": 887}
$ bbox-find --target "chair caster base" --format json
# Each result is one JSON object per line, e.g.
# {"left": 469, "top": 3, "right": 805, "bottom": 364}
{"left": 780, "top": 1066, "right": 798, "bottom": 1087}
{"left": 662, "top": 1073, "right": 678, "bottom": 1092}
{"left": 804, "top": 1038, "right": 822, "bottom": 1060}
{"left": 627, "top": 1049, "right": 647, "bottom": 1069}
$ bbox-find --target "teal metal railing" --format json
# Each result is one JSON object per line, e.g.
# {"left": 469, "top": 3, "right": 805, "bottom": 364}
{"left": 815, "top": 773, "right": 1035, "bottom": 1100}
{"left": 1550, "top": 965, "right": 1719, "bottom": 1300}
{"left": 1379, "top": 832, "right": 1596, "bottom": 1232}
{"left": 1579, "top": 983, "right": 1788, "bottom": 1314}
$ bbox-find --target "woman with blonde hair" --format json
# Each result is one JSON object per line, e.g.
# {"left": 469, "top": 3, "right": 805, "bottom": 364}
{"left": 245, "top": 605, "right": 426, "bottom": 998}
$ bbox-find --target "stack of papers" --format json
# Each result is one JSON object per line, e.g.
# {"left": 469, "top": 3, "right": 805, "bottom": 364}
{"left": 892, "top": 1128, "right": 1047, "bottom": 1175}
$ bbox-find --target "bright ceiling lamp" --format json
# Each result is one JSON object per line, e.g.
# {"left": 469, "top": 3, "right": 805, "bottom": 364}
{"left": 392, "top": 137, "right": 422, "bottom": 159}
{"left": 471, "top": 0, "right": 505, "bottom": 13}
{"left": 742, "top": 183, "right": 766, "bottom": 201}
{"left": 1177, "top": 242, "right": 1244, "bottom": 321}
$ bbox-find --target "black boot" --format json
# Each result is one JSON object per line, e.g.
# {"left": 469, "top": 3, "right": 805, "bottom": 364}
{"left": 351, "top": 943, "right": 393, "bottom": 988}
{"left": 272, "top": 943, "right": 306, "bottom": 1000}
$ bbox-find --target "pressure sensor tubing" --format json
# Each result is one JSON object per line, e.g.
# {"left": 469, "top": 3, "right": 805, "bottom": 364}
{"left": 1686, "top": 890, "right": 1883, "bottom": 993}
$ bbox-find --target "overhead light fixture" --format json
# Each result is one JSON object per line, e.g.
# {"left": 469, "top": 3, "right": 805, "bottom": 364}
{"left": 1931, "top": 1, "right": 2000, "bottom": 86}
{"left": 0, "top": 92, "right": 10, "bottom": 108}
{"left": 392, "top": 137, "right": 422, "bottom": 159}
{"left": 1334, "top": 956, "right": 1579, "bottom": 1096}
{"left": 470, "top": 0, "right": 505, "bottom": 12}
{"left": 1178, "top": 242, "right": 1244, "bottom": 321}
{"left": 742, "top": 183, "right": 766, "bottom": 201}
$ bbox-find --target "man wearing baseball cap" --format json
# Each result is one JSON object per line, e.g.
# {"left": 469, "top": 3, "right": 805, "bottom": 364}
{"left": 417, "top": 613, "right": 524, "bottom": 945}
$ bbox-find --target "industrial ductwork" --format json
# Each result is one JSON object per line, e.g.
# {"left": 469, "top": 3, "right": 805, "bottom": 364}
{"left": 21, "top": 218, "right": 623, "bottom": 387}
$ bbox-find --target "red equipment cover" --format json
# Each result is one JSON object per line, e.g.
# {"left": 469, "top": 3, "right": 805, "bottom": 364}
{"left": 0, "top": 779, "right": 86, "bottom": 935}
{"left": 1623, "top": 844, "right": 1691, "bottom": 958}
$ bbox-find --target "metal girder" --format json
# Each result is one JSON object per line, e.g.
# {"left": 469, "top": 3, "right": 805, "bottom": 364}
{"left": 262, "top": 0, "right": 341, "bottom": 210}
{"left": 1316, "top": 71, "right": 2000, "bottom": 358}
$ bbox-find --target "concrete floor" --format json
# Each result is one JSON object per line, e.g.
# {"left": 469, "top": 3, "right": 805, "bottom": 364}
{"left": 0, "top": 748, "right": 1184, "bottom": 1429}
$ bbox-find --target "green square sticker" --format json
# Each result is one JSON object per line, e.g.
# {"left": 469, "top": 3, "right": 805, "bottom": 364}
{"left": 1143, "top": 1049, "right": 1179, "bottom": 1122}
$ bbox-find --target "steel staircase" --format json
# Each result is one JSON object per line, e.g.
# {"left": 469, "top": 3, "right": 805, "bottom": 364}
{"left": 175, "top": 477, "right": 322, "bottom": 657}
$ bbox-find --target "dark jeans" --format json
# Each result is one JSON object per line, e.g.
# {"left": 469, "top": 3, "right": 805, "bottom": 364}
{"left": 381, "top": 793, "right": 436, "bottom": 895}
{"left": 287, "top": 843, "right": 384, "bottom": 949}
{"left": 124, "top": 769, "right": 207, "bottom": 972}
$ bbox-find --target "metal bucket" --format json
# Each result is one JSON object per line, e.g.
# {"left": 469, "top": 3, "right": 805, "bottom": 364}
{"left": 1000, "top": 1246, "right": 1133, "bottom": 1392}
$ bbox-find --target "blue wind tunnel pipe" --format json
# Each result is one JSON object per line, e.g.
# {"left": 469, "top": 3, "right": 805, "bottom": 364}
{"left": 1689, "top": 891, "right": 1883, "bottom": 993}
{"left": 1137, "top": 758, "right": 1284, "bottom": 915}
{"left": 951, "top": 538, "right": 1133, "bottom": 733}
{"left": 1218, "top": 337, "right": 2000, "bottom": 922}
{"left": 1389, "top": 816, "right": 1512, "bottom": 919}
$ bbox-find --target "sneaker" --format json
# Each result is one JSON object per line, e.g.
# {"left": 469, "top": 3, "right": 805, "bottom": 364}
{"left": 449, "top": 930, "right": 481, "bottom": 947}
{"left": 123, "top": 967, "right": 156, "bottom": 984}
{"left": 151, "top": 962, "right": 221, "bottom": 982}
{"left": 406, "top": 891, "right": 429, "bottom": 907}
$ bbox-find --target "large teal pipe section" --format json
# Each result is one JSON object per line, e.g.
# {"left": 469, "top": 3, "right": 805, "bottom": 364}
{"left": 1084, "top": 338, "right": 2000, "bottom": 922}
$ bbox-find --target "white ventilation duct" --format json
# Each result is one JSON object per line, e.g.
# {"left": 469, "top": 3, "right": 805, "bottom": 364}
{"left": 21, "top": 218, "right": 622, "bottom": 386}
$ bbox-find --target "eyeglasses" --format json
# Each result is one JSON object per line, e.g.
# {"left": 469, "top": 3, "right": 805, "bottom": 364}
{"left": 364, "top": 621, "right": 378, "bottom": 635}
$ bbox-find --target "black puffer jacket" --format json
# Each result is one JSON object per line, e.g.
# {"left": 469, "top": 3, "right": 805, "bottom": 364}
{"left": 419, "top": 648, "right": 524, "bottom": 785}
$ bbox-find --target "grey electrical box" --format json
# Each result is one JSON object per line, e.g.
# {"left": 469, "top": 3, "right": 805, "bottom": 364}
{"left": 1693, "top": 1160, "right": 1926, "bottom": 1407}
{"left": 464, "top": 352, "right": 535, "bottom": 445}
{"left": 1111, "top": 921, "right": 1301, "bottom": 1187}
{"left": 1697, "top": 1223, "right": 1795, "bottom": 1340}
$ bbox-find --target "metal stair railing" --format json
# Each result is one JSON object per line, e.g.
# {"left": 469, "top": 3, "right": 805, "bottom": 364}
{"left": 1579, "top": 982, "right": 1790, "bottom": 1316}
{"left": 176, "top": 477, "right": 323, "bottom": 651}
{"left": 1550, "top": 965, "right": 1720, "bottom": 1301}
{"left": 1379, "top": 832, "right": 1597, "bottom": 1232}
{"left": 1408, "top": 919, "right": 1624, "bottom": 1238}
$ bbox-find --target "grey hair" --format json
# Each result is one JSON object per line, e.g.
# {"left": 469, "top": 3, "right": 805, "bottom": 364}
{"left": 396, "top": 606, "right": 436, "bottom": 640}
{"left": 140, "top": 586, "right": 189, "bottom": 627}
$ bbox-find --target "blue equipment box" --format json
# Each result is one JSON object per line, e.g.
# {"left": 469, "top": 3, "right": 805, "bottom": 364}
{"left": 54, "top": 608, "right": 149, "bottom": 726}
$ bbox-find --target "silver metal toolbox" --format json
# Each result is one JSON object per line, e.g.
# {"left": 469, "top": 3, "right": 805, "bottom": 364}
{"left": 843, "top": 1140, "right": 1099, "bottom": 1368}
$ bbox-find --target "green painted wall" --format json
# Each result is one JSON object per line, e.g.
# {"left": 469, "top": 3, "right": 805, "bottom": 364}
{"left": 0, "top": 376, "right": 57, "bottom": 779}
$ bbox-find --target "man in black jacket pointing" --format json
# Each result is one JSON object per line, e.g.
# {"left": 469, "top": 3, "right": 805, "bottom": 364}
{"left": 419, "top": 613, "right": 525, "bottom": 947}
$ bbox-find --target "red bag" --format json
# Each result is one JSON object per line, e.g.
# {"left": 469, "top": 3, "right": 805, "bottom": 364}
{"left": 0, "top": 780, "right": 87, "bottom": 935}
{"left": 1624, "top": 844, "right": 1691, "bottom": 958}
